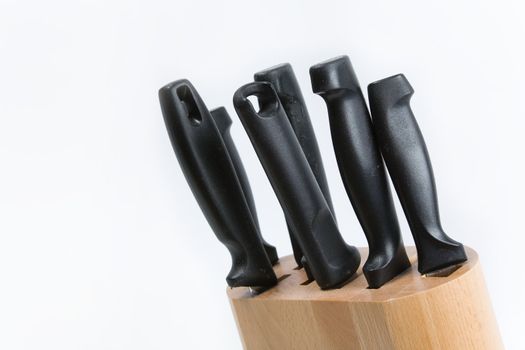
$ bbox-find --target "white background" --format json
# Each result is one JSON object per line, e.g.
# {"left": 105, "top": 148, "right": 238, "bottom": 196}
{"left": 1, "top": 0, "right": 524, "bottom": 349}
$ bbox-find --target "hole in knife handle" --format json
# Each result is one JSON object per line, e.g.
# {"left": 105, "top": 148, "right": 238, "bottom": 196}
{"left": 241, "top": 83, "right": 279, "bottom": 118}
{"left": 424, "top": 264, "right": 462, "bottom": 278}
{"left": 247, "top": 95, "right": 261, "bottom": 114}
{"left": 176, "top": 85, "right": 202, "bottom": 126}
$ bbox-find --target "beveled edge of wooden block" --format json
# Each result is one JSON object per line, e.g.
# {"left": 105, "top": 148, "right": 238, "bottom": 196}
{"left": 227, "top": 246, "right": 478, "bottom": 303}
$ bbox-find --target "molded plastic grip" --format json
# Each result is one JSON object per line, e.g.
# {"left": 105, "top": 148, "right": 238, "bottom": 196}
{"left": 233, "top": 82, "right": 360, "bottom": 289}
{"left": 367, "top": 74, "right": 467, "bottom": 274}
{"left": 255, "top": 63, "right": 335, "bottom": 267}
{"left": 310, "top": 56, "right": 410, "bottom": 288}
{"left": 210, "top": 106, "right": 278, "bottom": 265}
{"left": 159, "top": 80, "right": 277, "bottom": 287}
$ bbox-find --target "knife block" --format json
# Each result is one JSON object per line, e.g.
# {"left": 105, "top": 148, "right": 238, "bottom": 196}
{"left": 227, "top": 246, "right": 502, "bottom": 350}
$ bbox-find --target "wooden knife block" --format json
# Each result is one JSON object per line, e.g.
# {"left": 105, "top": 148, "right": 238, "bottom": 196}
{"left": 227, "top": 246, "right": 502, "bottom": 350}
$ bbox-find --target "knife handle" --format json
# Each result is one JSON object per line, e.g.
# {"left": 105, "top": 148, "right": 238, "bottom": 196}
{"left": 254, "top": 64, "right": 336, "bottom": 218}
{"left": 367, "top": 74, "right": 467, "bottom": 274}
{"left": 210, "top": 106, "right": 279, "bottom": 265}
{"left": 255, "top": 64, "right": 336, "bottom": 267}
{"left": 310, "top": 56, "right": 410, "bottom": 288}
{"left": 253, "top": 63, "right": 336, "bottom": 267}
{"left": 159, "top": 80, "right": 277, "bottom": 287}
{"left": 233, "top": 82, "right": 360, "bottom": 289}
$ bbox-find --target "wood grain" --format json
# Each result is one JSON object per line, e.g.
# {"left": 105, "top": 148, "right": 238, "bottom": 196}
{"left": 227, "top": 246, "right": 502, "bottom": 350}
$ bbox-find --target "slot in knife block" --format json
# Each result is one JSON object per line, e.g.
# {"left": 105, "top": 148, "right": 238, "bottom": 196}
{"left": 227, "top": 246, "right": 502, "bottom": 350}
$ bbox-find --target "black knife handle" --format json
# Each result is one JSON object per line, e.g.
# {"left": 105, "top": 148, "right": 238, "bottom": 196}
{"left": 310, "top": 56, "right": 410, "bottom": 288}
{"left": 254, "top": 64, "right": 336, "bottom": 218}
{"left": 367, "top": 74, "right": 467, "bottom": 274}
{"left": 233, "top": 82, "right": 360, "bottom": 289}
{"left": 255, "top": 64, "right": 336, "bottom": 267}
{"left": 159, "top": 80, "right": 277, "bottom": 287}
{"left": 210, "top": 106, "right": 279, "bottom": 265}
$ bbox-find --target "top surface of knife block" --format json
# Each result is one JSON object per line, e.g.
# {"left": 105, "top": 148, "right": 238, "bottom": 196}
{"left": 227, "top": 246, "right": 502, "bottom": 350}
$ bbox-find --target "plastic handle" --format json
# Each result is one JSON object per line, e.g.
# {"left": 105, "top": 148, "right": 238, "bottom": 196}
{"left": 233, "top": 81, "right": 360, "bottom": 289}
{"left": 254, "top": 63, "right": 335, "bottom": 267}
{"left": 310, "top": 56, "right": 410, "bottom": 288}
{"left": 367, "top": 74, "right": 467, "bottom": 273}
{"left": 159, "top": 80, "right": 277, "bottom": 287}
{"left": 210, "top": 106, "right": 278, "bottom": 265}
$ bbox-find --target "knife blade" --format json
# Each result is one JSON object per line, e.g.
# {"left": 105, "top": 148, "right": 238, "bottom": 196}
{"left": 210, "top": 106, "right": 279, "bottom": 265}
{"left": 254, "top": 63, "right": 336, "bottom": 268}
{"left": 233, "top": 81, "right": 360, "bottom": 289}
{"left": 367, "top": 74, "right": 468, "bottom": 274}
{"left": 159, "top": 79, "right": 277, "bottom": 287}
{"left": 310, "top": 56, "right": 410, "bottom": 288}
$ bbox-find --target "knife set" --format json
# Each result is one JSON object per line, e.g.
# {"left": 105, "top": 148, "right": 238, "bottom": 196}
{"left": 159, "top": 56, "right": 502, "bottom": 349}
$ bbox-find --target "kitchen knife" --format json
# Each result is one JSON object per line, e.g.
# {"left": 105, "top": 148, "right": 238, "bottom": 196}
{"left": 367, "top": 74, "right": 467, "bottom": 274}
{"left": 254, "top": 63, "right": 336, "bottom": 268}
{"left": 159, "top": 79, "right": 277, "bottom": 287}
{"left": 233, "top": 81, "right": 360, "bottom": 289}
{"left": 210, "top": 106, "right": 279, "bottom": 265}
{"left": 310, "top": 56, "right": 410, "bottom": 288}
